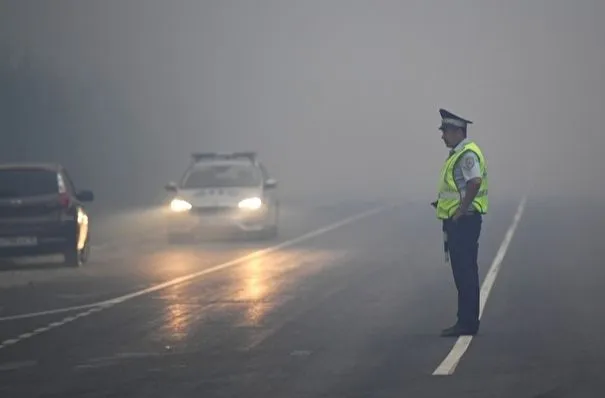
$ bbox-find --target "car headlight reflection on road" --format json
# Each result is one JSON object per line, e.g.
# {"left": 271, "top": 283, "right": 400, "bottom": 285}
{"left": 238, "top": 197, "right": 262, "bottom": 210}
{"left": 170, "top": 198, "right": 192, "bottom": 212}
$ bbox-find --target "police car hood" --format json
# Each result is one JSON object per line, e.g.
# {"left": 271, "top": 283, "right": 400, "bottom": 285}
{"left": 178, "top": 187, "right": 263, "bottom": 207}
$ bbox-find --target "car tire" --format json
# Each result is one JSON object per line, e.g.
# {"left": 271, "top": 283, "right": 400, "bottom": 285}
{"left": 80, "top": 238, "right": 91, "bottom": 264}
{"left": 263, "top": 224, "right": 278, "bottom": 240}
{"left": 63, "top": 237, "right": 89, "bottom": 268}
{"left": 254, "top": 206, "right": 279, "bottom": 241}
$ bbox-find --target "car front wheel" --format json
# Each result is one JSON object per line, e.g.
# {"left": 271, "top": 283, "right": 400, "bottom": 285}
{"left": 251, "top": 205, "right": 279, "bottom": 241}
{"left": 63, "top": 237, "right": 89, "bottom": 267}
{"left": 262, "top": 224, "right": 278, "bottom": 240}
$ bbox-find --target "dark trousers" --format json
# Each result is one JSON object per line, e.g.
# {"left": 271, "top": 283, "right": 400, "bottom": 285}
{"left": 443, "top": 213, "right": 482, "bottom": 329}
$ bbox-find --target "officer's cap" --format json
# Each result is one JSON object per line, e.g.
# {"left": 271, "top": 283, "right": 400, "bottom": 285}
{"left": 439, "top": 108, "right": 473, "bottom": 131}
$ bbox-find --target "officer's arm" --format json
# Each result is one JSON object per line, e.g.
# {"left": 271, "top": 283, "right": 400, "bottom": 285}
{"left": 460, "top": 178, "right": 481, "bottom": 212}
{"left": 459, "top": 153, "right": 482, "bottom": 212}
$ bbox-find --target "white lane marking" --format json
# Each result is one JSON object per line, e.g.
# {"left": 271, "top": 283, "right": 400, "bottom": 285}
{"left": 0, "top": 303, "right": 112, "bottom": 351}
{"left": 1, "top": 339, "right": 19, "bottom": 346}
{"left": 0, "top": 206, "right": 385, "bottom": 351}
{"left": 0, "top": 206, "right": 385, "bottom": 323}
{"left": 432, "top": 196, "right": 527, "bottom": 376}
{"left": 0, "top": 360, "right": 37, "bottom": 371}
{"left": 0, "top": 302, "right": 112, "bottom": 322}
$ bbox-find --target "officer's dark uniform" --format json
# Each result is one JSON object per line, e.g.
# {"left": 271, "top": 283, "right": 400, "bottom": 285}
{"left": 434, "top": 109, "right": 486, "bottom": 337}
{"left": 442, "top": 210, "right": 482, "bottom": 336}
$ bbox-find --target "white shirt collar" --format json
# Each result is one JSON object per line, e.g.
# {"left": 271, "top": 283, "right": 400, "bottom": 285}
{"left": 452, "top": 138, "right": 470, "bottom": 153}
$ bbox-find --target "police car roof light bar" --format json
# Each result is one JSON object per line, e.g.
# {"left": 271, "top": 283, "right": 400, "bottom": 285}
{"left": 190, "top": 152, "right": 257, "bottom": 163}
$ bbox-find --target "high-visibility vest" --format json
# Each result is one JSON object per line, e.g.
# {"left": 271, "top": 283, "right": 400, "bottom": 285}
{"left": 436, "top": 140, "right": 489, "bottom": 220}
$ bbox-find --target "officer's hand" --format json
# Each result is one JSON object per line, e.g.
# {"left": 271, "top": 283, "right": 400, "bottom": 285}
{"left": 430, "top": 201, "right": 437, "bottom": 208}
{"left": 452, "top": 208, "right": 463, "bottom": 221}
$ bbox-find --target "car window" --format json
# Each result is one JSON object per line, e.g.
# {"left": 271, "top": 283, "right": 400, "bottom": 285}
{"left": 60, "top": 169, "right": 77, "bottom": 194}
{"left": 182, "top": 164, "right": 262, "bottom": 189}
{"left": 0, "top": 168, "right": 59, "bottom": 198}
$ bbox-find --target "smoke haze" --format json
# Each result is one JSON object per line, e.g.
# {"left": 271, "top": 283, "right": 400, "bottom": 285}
{"left": 1, "top": 1, "right": 604, "bottom": 207}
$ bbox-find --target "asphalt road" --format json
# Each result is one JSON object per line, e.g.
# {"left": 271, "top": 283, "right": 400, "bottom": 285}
{"left": 0, "top": 197, "right": 602, "bottom": 397}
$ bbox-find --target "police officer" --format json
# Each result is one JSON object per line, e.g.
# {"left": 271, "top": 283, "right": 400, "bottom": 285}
{"left": 432, "top": 108, "right": 489, "bottom": 337}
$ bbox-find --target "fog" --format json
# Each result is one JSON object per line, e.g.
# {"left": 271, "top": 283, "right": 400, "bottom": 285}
{"left": 1, "top": 1, "right": 604, "bottom": 209}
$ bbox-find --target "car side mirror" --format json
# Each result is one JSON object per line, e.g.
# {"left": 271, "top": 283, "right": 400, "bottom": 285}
{"left": 264, "top": 178, "right": 277, "bottom": 189}
{"left": 165, "top": 182, "right": 178, "bottom": 192}
{"left": 76, "top": 190, "right": 94, "bottom": 202}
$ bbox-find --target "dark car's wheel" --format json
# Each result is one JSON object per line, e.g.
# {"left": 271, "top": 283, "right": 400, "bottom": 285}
{"left": 80, "top": 238, "right": 91, "bottom": 263}
{"left": 63, "top": 223, "right": 89, "bottom": 267}
{"left": 63, "top": 238, "right": 89, "bottom": 267}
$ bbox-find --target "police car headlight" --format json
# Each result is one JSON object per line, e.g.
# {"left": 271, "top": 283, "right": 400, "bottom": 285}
{"left": 238, "top": 197, "right": 262, "bottom": 210}
{"left": 170, "top": 198, "right": 192, "bottom": 212}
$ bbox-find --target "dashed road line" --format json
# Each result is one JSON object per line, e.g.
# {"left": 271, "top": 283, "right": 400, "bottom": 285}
{"left": 0, "top": 305, "right": 114, "bottom": 351}
{"left": 432, "top": 196, "right": 527, "bottom": 376}
{"left": 0, "top": 360, "right": 37, "bottom": 371}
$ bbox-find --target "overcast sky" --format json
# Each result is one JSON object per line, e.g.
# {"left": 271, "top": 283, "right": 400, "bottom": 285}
{"left": 1, "top": 0, "right": 603, "bottom": 205}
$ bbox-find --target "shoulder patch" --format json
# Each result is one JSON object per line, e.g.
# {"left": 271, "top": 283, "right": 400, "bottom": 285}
{"left": 463, "top": 156, "right": 475, "bottom": 170}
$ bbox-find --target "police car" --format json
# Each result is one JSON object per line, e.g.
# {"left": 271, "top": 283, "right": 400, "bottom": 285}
{"left": 164, "top": 152, "right": 279, "bottom": 241}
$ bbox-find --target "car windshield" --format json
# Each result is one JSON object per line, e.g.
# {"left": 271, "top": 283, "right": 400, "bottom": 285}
{"left": 181, "top": 164, "right": 262, "bottom": 189}
{"left": 0, "top": 168, "right": 59, "bottom": 198}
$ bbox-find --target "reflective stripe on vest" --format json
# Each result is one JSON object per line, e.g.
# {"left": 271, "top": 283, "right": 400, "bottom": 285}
{"left": 435, "top": 141, "right": 489, "bottom": 220}
{"left": 438, "top": 189, "right": 489, "bottom": 200}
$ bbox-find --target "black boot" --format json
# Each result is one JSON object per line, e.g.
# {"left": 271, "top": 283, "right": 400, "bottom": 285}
{"left": 440, "top": 322, "right": 479, "bottom": 337}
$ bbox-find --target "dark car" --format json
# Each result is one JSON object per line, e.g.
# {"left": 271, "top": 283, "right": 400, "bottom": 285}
{"left": 0, "top": 163, "right": 94, "bottom": 267}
